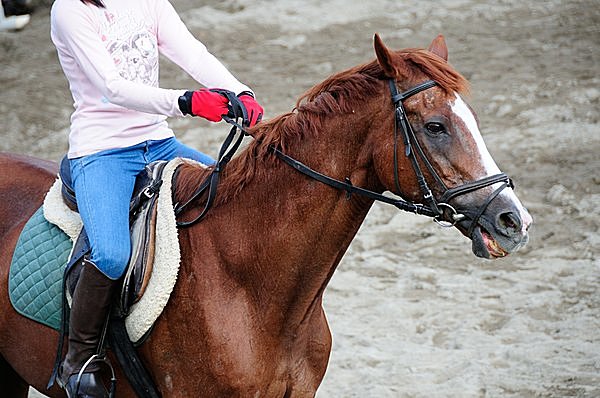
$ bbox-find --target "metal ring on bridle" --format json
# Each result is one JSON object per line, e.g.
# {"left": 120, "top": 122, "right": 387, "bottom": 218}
{"left": 433, "top": 203, "right": 465, "bottom": 227}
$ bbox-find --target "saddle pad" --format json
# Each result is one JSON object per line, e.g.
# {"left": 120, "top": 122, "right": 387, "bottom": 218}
{"left": 9, "top": 158, "right": 200, "bottom": 342}
{"left": 9, "top": 206, "right": 73, "bottom": 330}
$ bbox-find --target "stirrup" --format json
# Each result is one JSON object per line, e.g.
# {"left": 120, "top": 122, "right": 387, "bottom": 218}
{"left": 63, "top": 354, "right": 117, "bottom": 398}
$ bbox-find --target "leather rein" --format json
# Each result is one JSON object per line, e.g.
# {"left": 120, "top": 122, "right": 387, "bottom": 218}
{"left": 174, "top": 80, "right": 513, "bottom": 236}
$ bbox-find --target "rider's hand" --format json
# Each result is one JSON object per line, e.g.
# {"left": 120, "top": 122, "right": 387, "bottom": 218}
{"left": 237, "top": 92, "right": 264, "bottom": 127}
{"left": 178, "top": 89, "right": 229, "bottom": 122}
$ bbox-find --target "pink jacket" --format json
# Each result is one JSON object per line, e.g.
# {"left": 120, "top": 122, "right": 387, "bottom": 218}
{"left": 51, "top": 0, "right": 251, "bottom": 158}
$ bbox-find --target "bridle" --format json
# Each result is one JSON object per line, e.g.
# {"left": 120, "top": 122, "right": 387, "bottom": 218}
{"left": 388, "top": 80, "right": 513, "bottom": 235}
{"left": 175, "top": 80, "right": 513, "bottom": 237}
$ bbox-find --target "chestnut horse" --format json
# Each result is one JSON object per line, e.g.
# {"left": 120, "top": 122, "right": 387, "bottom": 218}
{"left": 0, "top": 35, "right": 531, "bottom": 397}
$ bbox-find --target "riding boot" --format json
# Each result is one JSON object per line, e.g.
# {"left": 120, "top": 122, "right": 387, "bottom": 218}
{"left": 58, "top": 260, "right": 117, "bottom": 398}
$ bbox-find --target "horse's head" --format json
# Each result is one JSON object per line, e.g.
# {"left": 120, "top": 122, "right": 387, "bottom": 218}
{"left": 371, "top": 34, "right": 532, "bottom": 259}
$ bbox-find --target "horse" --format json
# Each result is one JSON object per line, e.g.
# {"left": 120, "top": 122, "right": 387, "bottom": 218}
{"left": 0, "top": 34, "right": 531, "bottom": 397}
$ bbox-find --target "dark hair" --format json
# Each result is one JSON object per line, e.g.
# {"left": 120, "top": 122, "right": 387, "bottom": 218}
{"left": 80, "top": 0, "right": 105, "bottom": 7}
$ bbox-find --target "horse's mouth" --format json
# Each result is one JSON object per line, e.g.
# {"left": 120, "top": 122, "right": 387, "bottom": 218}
{"left": 481, "top": 227, "right": 509, "bottom": 258}
{"left": 471, "top": 225, "right": 509, "bottom": 259}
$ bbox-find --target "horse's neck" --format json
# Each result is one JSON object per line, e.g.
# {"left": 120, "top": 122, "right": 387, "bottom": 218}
{"left": 181, "top": 101, "right": 380, "bottom": 332}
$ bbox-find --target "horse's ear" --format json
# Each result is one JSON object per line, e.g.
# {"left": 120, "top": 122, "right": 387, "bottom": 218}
{"left": 374, "top": 33, "right": 399, "bottom": 78}
{"left": 427, "top": 34, "right": 449, "bottom": 61}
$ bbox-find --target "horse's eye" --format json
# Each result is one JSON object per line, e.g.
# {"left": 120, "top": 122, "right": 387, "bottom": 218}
{"left": 425, "top": 122, "right": 446, "bottom": 136}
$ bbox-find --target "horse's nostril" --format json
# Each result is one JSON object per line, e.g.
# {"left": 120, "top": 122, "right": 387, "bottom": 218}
{"left": 498, "top": 211, "right": 521, "bottom": 234}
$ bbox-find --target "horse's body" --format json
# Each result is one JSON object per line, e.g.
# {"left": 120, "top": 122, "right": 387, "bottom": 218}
{"left": 0, "top": 35, "right": 531, "bottom": 397}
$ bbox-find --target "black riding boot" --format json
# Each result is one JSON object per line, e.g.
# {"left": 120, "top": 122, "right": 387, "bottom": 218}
{"left": 58, "top": 260, "right": 117, "bottom": 398}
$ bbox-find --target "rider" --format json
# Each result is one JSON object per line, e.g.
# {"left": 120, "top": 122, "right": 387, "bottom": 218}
{"left": 50, "top": 0, "right": 263, "bottom": 396}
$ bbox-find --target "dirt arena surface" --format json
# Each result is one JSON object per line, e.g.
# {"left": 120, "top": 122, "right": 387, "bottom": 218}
{"left": 0, "top": 0, "right": 597, "bottom": 397}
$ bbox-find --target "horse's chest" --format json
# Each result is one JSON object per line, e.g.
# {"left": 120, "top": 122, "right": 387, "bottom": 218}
{"left": 197, "top": 330, "right": 326, "bottom": 396}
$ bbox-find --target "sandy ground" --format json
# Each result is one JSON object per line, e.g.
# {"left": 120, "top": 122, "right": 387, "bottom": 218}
{"left": 0, "top": 0, "right": 597, "bottom": 397}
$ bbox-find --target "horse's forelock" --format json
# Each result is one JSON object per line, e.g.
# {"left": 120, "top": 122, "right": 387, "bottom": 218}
{"left": 400, "top": 49, "right": 470, "bottom": 95}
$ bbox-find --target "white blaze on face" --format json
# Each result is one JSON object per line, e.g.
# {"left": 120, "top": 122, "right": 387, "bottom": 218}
{"left": 450, "top": 94, "right": 533, "bottom": 233}
{"left": 451, "top": 94, "right": 501, "bottom": 175}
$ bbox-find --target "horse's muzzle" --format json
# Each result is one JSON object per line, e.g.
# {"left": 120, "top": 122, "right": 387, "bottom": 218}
{"left": 453, "top": 189, "right": 533, "bottom": 259}
{"left": 468, "top": 199, "right": 533, "bottom": 259}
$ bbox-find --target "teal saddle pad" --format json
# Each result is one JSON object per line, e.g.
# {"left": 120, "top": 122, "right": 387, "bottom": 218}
{"left": 9, "top": 206, "right": 73, "bottom": 330}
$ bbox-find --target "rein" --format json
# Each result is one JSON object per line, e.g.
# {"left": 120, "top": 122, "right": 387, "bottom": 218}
{"left": 174, "top": 80, "right": 513, "bottom": 235}
{"left": 173, "top": 92, "right": 248, "bottom": 227}
{"left": 173, "top": 118, "right": 245, "bottom": 227}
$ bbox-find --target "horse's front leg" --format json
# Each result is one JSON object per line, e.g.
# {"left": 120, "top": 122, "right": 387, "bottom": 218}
{"left": 285, "top": 302, "right": 333, "bottom": 397}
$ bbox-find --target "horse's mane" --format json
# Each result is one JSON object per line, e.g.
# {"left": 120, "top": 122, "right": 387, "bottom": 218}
{"left": 175, "top": 48, "right": 469, "bottom": 207}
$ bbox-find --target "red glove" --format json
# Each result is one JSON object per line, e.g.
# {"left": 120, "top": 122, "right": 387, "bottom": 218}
{"left": 238, "top": 92, "right": 264, "bottom": 127}
{"left": 179, "top": 88, "right": 229, "bottom": 122}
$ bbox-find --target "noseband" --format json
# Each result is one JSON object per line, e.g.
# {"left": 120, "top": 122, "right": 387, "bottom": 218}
{"left": 176, "top": 80, "right": 513, "bottom": 237}
{"left": 389, "top": 80, "right": 513, "bottom": 234}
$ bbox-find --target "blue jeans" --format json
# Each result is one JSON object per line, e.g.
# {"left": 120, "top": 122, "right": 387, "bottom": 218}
{"left": 69, "top": 137, "right": 214, "bottom": 279}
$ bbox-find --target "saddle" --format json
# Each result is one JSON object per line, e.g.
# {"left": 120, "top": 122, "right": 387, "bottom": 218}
{"left": 59, "top": 155, "right": 166, "bottom": 316}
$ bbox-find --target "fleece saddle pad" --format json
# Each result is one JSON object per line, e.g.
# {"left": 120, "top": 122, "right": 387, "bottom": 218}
{"left": 8, "top": 157, "right": 194, "bottom": 343}
{"left": 8, "top": 207, "right": 72, "bottom": 330}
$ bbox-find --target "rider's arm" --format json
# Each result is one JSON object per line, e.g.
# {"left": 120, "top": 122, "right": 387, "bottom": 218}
{"left": 153, "top": 0, "right": 252, "bottom": 96}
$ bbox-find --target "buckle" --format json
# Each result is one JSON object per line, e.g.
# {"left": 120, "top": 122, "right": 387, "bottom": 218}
{"left": 433, "top": 203, "right": 465, "bottom": 228}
